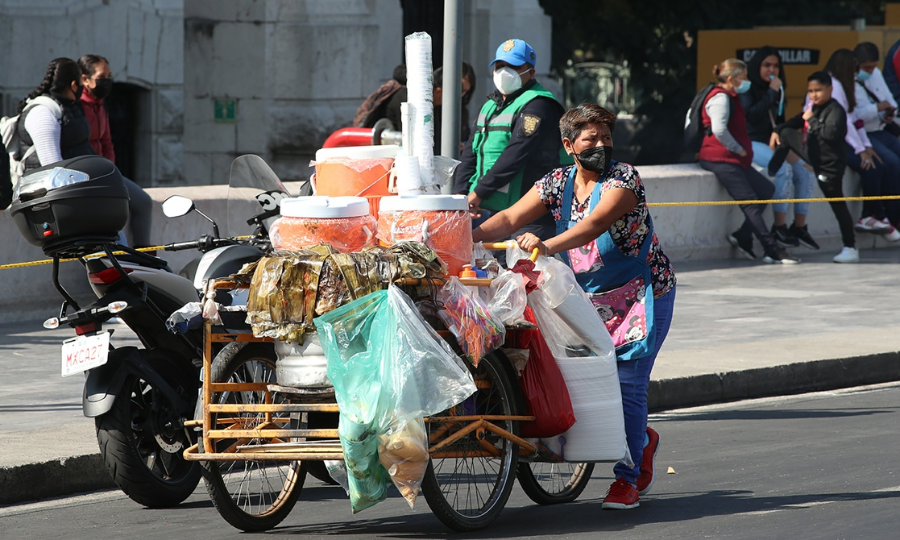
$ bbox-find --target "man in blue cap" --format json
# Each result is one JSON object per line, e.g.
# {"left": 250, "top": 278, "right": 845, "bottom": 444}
{"left": 453, "top": 39, "right": 568, "bottom": 242}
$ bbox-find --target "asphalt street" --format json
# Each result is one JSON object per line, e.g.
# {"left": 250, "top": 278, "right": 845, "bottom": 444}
{"left": 2, "top": 383, "right": 898, "bottom": 540}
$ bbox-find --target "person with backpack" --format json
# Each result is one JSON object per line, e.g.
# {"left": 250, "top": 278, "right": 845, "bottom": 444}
{"left": 697, "top": 58, "right": 799, "bottom": 264}
{"left": 741, "top": 46, "right": 818, "bottom": 250}
{"left": 17, "top": 58, "right": 93, "bottom": 172}
{"left": 78, "top": 54, "right": 154, "bottom": 249}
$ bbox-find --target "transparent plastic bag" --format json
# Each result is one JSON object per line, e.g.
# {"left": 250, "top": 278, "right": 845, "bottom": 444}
{"left": 486, "top": 270, "right": 527, "bottom": 325}
{"left": 315, "top": 285, "right": 476, "bottom": 511}
{"left": 437, "top": 277, "right": 506, "bottom": 366}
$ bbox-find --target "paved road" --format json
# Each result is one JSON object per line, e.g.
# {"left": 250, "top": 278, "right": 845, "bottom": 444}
{"left": 3, "top": 383, "right": 898, "bottom": 540}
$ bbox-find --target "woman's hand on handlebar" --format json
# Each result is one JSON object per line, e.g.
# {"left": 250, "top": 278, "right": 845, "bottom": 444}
{"left": 516, "top": 232, "right": 548, "bottom": 256}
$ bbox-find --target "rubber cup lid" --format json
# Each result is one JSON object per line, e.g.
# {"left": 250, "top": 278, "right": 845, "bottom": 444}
{"left": 378, "top": 194, "right": 468, "bottom": 212}
{"left": 280, "top": 196, "right": 371, "bottom": 218}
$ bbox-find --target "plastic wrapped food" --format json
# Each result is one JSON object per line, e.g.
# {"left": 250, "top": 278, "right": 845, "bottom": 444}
{"left": 437, "top": 277, "right": 506, "bottom": 366}
{"left": 377, "top": 195, "right": 473, "bottom": 276}
{"left": 270, "top": 197, "right": 376, "bottom": 253}
{"left": 315, "top": 285, "right": 477, "bottom": 512}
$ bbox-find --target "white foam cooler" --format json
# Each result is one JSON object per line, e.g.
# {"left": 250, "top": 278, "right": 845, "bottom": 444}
{"left": 537, "top": 349, "right": 627, "bottom": 462}
{"left": 275, "top": 335, "right": 331, "bottom": 387}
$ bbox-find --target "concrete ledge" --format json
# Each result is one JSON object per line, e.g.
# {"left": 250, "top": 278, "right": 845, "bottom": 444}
{"left": 0, "top": 164, "right": 891, "bottom": 321}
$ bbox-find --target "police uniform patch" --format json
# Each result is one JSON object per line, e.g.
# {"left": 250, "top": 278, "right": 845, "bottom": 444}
{"left": 521, "top": 114, "right": 541, "bottom": 136}
{"left": 503, "top": 40, "right": 515, "bottom": 52}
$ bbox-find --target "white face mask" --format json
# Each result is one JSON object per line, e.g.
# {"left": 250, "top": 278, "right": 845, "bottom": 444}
{"left": 493, "top": 66, "right": 531, "bottom": 95}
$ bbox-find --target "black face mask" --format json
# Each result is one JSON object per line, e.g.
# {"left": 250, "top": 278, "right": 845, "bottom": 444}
{"left": 91, "top": 78, "right": 113, "bottom": 100}
{"left": 575, "top": 145, "right": 613, "bottom": 176}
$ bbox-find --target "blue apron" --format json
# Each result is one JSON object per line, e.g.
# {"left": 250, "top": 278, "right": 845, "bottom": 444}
{"left": 556, "top": 166, "right": 656, "bottom": 361}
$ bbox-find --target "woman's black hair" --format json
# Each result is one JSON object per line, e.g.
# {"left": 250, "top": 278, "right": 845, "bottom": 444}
{"left": 77, "top": 54, "right": 109, "bottom": 78}
{"left": 18, "top": 57, "right": 81, "bottom": 113}
{"left": 824, "top": 49, "right": 858, "bottom": 112}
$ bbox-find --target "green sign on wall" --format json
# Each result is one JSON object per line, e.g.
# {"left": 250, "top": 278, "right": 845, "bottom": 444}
{"left": 214, "top": 99, "right": 236, "bottom": 123}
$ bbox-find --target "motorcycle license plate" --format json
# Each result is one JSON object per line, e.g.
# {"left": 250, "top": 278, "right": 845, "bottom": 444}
{"left": 61, "top": 331, "right": 110, "bottom": 377}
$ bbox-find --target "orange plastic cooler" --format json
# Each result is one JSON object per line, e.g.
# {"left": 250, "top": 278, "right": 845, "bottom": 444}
{"left": 314, "top": 145, "right": 399, "bottom": 198}
{"left": 270, "top": 196, "right": 377, "bottom": 253}
{"left": 376, "top": 195, "right": 473, "bottom": 275}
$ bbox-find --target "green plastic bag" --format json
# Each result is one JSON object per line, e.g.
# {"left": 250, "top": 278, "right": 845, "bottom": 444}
{"left": 315, "top": 285, "right": 476, "bottom": 512}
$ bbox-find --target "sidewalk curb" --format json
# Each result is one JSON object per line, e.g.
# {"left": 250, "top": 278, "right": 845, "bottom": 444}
{"left": 2, "top": 353, "right": 898, "bottom": 507}
{"left": 0, "top": 454, "right": 115, "bottom": 506}
{"left": 649, "top": 351, "right": 900, "bottom": 412}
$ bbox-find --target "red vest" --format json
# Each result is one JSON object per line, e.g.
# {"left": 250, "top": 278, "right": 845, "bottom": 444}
{"left": 698, "top": 87, "right": 753, "bottom": 168}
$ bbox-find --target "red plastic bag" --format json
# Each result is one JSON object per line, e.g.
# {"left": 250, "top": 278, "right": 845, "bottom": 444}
{"left": 510, "top": 306, "right": 576, "bottom": 438}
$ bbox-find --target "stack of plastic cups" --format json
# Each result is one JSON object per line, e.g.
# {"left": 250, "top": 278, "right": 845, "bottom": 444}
{"left": 394, "top": 155, "right": 422, "bottom": 194}
{"left": 404, "top": 32, "right": 435, "bottom": 188}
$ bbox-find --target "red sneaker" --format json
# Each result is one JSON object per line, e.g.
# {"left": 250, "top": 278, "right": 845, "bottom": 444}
{"left": 636, "top": 426, "right": 660, "bottom": 495}
{"left": 601, "top": 478, "right": 640, "bottom": 510}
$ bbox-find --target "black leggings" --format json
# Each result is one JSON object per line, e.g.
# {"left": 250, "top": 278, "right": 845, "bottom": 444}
{"left": 818, "top": 175, "right": 856, "bottom": 248}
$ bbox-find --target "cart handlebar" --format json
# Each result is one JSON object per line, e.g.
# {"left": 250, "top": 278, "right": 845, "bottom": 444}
{"left": 480, "top": 242, "right": 540, "bottom": 262}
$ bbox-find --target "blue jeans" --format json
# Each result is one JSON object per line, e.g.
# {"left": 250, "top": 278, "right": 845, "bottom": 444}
{"left": 613, "top": 286, "right": 676, "bottom": 485}
{"left": 751, "top": 141, "right": 813, "bottom": 216}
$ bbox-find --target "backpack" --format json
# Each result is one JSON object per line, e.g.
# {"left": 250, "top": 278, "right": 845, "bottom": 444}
{"left": 353, "top": 79, "right": 402, "bottom": 128}
{"left": 683, "top": 83, "right": 717, "bottom": 154}
{"left": 1, "top": 95, "right": 63, "bottom": 188}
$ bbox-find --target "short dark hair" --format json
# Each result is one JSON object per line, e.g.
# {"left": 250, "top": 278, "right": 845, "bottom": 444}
{"left": 559, "top": 103, "right": 616, "bottom": 142}
{"left": 433, "top": 61, "right": 475, "bottom": 90}
{"left": 808, "top": 71, "right": 832, "bottom": 86}
{"left": 853, "top": 42, "right": 880, "bottom": 64}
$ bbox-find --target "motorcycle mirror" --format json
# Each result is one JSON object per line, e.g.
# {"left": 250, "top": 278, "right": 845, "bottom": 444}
{"left": 162, "top": 195, "right": 195, "bottom": 218}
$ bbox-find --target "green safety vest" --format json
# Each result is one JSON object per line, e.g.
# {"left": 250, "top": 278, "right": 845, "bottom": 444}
{"left": 469, "top": 82, "right": 570, "bottom": 211}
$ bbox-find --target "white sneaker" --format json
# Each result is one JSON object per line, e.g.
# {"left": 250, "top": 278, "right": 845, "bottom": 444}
{"left": 833, "top": 247, "right": 860, "bottom": 263}
{"left": 855, "top": 216, "right": 891, "bottom": 233}
{"left": 885, "top": 226, "right": 900, "bottom": 242}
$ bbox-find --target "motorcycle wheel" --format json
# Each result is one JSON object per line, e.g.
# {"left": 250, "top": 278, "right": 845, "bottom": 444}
{"left": 200, "top": 342, "right": 305, "bottom": 532}
{"left": 95, "top": 349, "right": 201, "bottom": 508}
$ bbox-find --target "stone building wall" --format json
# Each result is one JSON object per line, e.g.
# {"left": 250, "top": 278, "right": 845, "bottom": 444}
{"left": 0, "top": 0, "right": 184, "bottom": 186}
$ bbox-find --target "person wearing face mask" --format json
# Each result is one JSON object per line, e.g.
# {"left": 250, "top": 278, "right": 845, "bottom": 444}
{"left": 75, "top": 54, "right": 154, "bottom": 249}
{"left": 78, "top": 54, "right": 116, "bottom": 162}
{"left": 741, "top": 46, "right": 818, "bottom": 250}
{"left": 698, "top": 58, "right": 798, "bottom": 264}
{"left": 453, "top": 39, "right": 568, "bottom": 242}
{"left": 18, "top": 57, "right": 94, "bottom": 173}
{"left": 473, "top": 103, "right": 676, "bottom": 511}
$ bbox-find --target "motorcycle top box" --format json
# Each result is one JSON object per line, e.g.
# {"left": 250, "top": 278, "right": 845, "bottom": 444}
{"left": 10, "top": 155, "right": 130, "bottom": 256}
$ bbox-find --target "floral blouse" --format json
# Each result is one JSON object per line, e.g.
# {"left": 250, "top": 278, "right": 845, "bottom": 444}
{"left": 534, "top": 163, "right": 676, "bottom": 298}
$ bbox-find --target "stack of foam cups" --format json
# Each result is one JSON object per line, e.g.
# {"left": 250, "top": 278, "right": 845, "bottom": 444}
{"left": 404, "top": 32, "right": 435, "bottom": 188}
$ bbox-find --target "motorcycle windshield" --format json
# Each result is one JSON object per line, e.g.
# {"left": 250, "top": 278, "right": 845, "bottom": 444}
{"left": 225, "top": 155, "right": 290, "bottom": 238}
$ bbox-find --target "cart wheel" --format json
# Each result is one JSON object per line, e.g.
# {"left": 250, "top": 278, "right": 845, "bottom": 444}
{"left": 421, "top": 351, "right": 519, "bottom": 531}
{"left": 199, "top": 342, "right": 306, "bottom": 532}
{"left": 517, "top": 461, "right": 594, "bottom": 504}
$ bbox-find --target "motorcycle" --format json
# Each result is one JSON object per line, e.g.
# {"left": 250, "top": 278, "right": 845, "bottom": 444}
{"left": 8, "top": 154, "right": 289, "bottom": 507}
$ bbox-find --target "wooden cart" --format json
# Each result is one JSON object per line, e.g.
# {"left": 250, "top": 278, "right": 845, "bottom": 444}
{"left": 183, "top": 248, "right": 594, "bottom": 533}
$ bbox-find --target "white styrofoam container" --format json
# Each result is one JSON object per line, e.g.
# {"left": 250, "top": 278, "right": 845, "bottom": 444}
{"left": 538, "top": 350, "right": 627, "bottom": 462}
{"left": 275, "top": 335, "right": 332, "bottom": 388}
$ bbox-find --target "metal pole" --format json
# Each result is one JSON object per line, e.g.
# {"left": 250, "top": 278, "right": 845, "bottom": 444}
{"left": 441, "top": 0, "right": 463, "bottom": 168}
